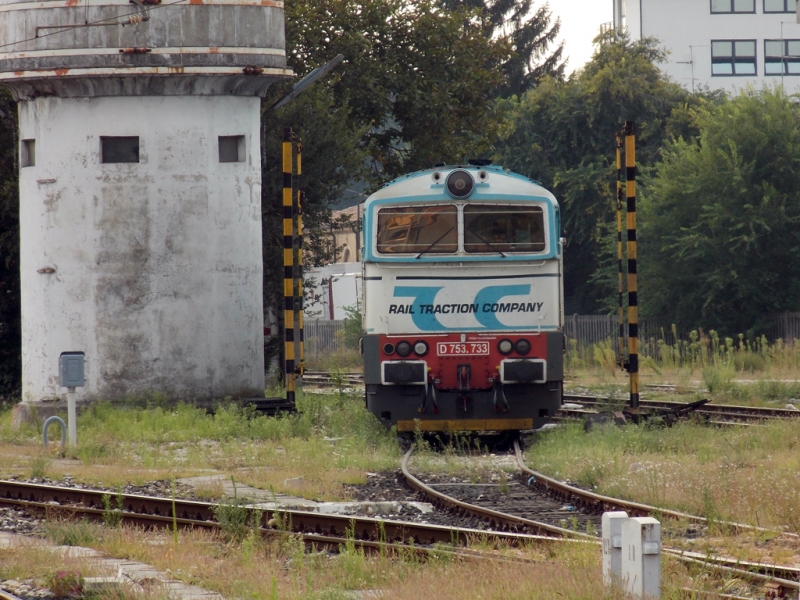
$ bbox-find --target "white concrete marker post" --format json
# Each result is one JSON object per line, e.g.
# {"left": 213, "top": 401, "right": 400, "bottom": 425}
{"left": 621, "top": 516, "right": 661, "bottom": 600}
{"left": 602, "top": 511, "right": 629, "bottom": 586}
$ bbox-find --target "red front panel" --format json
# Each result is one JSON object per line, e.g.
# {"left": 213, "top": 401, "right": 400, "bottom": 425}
{"left": 379, "top": 333, "right": 548, "bottom": 390}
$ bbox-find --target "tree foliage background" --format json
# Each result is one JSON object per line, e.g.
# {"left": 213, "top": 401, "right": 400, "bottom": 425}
{"left": 639, "top": 89, "right": 800, "bottom": 334}
{"left": 495, "top": 32, "right": 711, "bottom": 314}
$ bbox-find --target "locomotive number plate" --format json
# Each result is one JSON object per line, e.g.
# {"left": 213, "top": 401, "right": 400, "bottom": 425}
{"left": 437, "top": 342, "right": 490, "bottom": 356}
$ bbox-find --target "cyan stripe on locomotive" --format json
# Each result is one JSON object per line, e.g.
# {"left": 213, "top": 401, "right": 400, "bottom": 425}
{"left": 361, "top": 164, "right": 565, "bottom": 432}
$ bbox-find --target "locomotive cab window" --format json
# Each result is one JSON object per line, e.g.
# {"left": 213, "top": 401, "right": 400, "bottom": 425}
{"left": 464, "top": 205, "right": 545, "bottom": 253}
{"left": 376, "top": 205, "right": 457, "bottom": 254}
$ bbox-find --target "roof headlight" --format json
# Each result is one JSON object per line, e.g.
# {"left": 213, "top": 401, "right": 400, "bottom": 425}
{"left": 445, "top": 169, "right": 475, "bottom": 198}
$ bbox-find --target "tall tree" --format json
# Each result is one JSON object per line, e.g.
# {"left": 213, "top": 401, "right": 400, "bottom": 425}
{"left": 495, "top": 31, "right": 702, "bottom": 313}
{"left": 640, "top": 89, "right": 800, "bottom": 335}
{"left": 0, "top": 90, "right": 20, "bottom": 398}
{"left": 285, "top": 0, "right": 511, "bottom": 181}
{"left": 440, "top": 0, "right": 565, "bottom": 96}
{"left": 261, "top": 0, "right": 513, "bottom": 324}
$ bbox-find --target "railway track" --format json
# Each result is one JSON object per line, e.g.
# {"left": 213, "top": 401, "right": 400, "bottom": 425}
{"left": 561, "top": 394, "right": 800, "bottom": 423}
{"left": 1, "top": 457, "right": 798, "bottom": 595}
{"left": 301, "top": 372, "right": 798, "bottom": 425}
{"left": 400, "top": 443, "right": 800, "bottom": 595}
{"left": 302, "top": 371, "right": 364, "bottom": 388}
{"left": 0, "top": 479, "right": 564, "bottom": 558}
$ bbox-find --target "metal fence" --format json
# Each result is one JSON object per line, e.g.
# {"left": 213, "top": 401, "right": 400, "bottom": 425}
{"left": 303, "top": 319, "right": 347, "bottom": 360}
{"left": 565, "top": 312, "right": 800, "bottom": 351}
{"left": 764, "top": 312, "right": 800, "bottom": 344}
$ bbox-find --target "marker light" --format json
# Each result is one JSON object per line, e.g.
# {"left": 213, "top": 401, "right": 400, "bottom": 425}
{"left": 396, "top": 341, "right": 412, "bottom": 357}
{"left": 413, "top": 341, "right": 429, "bottom": 356}
{"left": 383, "top": 343, "right": 396, "bottom": 355}
{"left": 515, "top": 339, "right": 531, "bottom": 355}
{"left": 498, "top": 339, "right": 513, "bottom": 355}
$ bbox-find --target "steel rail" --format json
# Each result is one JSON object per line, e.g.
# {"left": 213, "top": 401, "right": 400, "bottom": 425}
{"left": 0, "top": 480, "right": 567, "bottom": 550}
{"left": 512, "top": 441, "right": 796, "bottom": 540}
{"left": 400, "top": 447, "right": 593, "bottom": 540}
{"left": 562, "top": 394, "right": 800, "bottom": 420}
{"left": 402, "top": 446, "right": 800, "bottom": 592}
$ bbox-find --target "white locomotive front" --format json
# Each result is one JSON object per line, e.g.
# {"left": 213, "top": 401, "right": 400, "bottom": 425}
{"left": 361, "top": 164, "right": 564, "bottom": 433}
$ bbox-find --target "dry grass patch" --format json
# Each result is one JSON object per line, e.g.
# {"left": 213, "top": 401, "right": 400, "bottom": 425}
{"left": 527, "top": 420, "right": 800, "bottom": 542}
{"left": 76, "top": 526, "right": 740, "bottom": 599}
{"left": 0, "top": 391, "right": 400, "bottom": 499}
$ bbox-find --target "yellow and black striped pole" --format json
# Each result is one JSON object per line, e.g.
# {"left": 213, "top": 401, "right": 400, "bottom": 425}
{"left": 616, "top": 135, "right": 625, "bottom": 370}
{"left": 296, "top": 142, "right": 305, "bottom": 376}
{"left": 624, "top": 121, "right": 639, "bottom": 408}
{"left": 282, "top": 128, "right": 296, "bottom": 404}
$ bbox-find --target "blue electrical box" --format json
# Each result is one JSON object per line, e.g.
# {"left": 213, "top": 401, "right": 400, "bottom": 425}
{"left": 59, "top": 352, "right": 85, "bottom": 388}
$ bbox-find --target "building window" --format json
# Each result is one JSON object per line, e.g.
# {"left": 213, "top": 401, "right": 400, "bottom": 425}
{"left": 101, "top": 137, "right": 139, "bottom": 163}
{"left": 711, "top": 0, "right": 755, "bottom": 12}
{"left": 711, "top": 40, "right": 757, "bottom": 75}
{"left": 218, "top": 135, "right": 245, "bottom": 163}
{"left": 21, "top": 139, "right": 35, "bottom": 168}
{"left": 764, "top": 0, "right": 797, "bottom": 12}
{"left": 765, "top": 39, "right": 800, "bottom": 74}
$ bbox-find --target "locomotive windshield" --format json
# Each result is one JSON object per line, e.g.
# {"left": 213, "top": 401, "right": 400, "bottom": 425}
{"left": 376, "top": 205, "right": 458, "bottom": 254}
{"left": 464, "top": 205, "right": 545, "bottom": 253}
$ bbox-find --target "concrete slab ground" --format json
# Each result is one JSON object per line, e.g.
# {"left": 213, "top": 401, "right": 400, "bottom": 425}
{"left": 176, "top": 474, "right": 434, "bottom": 517}
{"left": 0, "top": 532, "right": 224, "bottom": 599}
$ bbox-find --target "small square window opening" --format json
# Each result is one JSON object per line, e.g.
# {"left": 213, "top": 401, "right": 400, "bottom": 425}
{"left": 101, "top": 137, "right": 139, "bottom": 164}
{"left": 219, "top": 135, "right": 245, "bottom": 163}
{"left": 21, "top": 139, "right": 35, "bottom": 168}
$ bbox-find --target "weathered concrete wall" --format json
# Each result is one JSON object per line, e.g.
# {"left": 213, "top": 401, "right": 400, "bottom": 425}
{"left": 0, "top": 0, "right": 290, "bottom": 98}
{"left": 18, "top": 95, "right": 265, "bottom": 402}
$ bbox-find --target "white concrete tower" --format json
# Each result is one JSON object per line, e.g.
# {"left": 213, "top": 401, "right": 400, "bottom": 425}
{"left": 0, "top": 0, "right": 290, "bottom": 403}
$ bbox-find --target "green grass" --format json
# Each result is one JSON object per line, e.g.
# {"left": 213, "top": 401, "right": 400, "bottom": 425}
{"left": 526, "top": 419, "right": 800, "bottom": 532}
{"left": 0, "top": 388, "right": 400, "bottom": 499}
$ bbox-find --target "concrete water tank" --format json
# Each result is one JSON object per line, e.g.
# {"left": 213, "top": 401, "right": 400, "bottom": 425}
{"left": 0, "top": 0, "right": 291, "bottom": 403}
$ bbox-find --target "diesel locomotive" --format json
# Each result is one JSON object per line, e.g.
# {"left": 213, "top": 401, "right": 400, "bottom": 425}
{"left": 360, "top": 163, "right": 565, "bottom": 433}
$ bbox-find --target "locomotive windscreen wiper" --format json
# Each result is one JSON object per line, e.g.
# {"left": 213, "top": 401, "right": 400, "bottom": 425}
{"left": 465, "top": 227, "right": 506, "bottom": 257}
{"left": 416, "top": 226, "right": 455, "bottom": 259}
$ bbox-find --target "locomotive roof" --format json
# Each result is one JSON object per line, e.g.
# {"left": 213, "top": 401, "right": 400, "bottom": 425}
{"left": 365, "top": 165, "right": 558, "bottom": 206}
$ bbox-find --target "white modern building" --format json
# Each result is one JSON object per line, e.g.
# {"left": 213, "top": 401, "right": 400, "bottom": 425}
{"left": 614, "top": 0, "right": 800, "bottom": 93}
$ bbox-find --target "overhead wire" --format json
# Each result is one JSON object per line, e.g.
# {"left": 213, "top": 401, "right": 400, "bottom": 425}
{"left": 0, "top": 0, "right": 188, "bottom": 52}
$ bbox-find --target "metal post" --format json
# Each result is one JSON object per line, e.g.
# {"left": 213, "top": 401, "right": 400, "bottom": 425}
{"left": 616, "top": 135, "right": 625, "bottom": 369}
{"left": 282, "top": 128, "right": 296, "bottom": 405}
{"left": 624, "top": 121, "right": 639, "bottom": 409}
{"left": 67, "top": 387, "right": 77, "bottom": 446}
{"left": 296, "top": 141, "right": 305, "bottom": 376}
